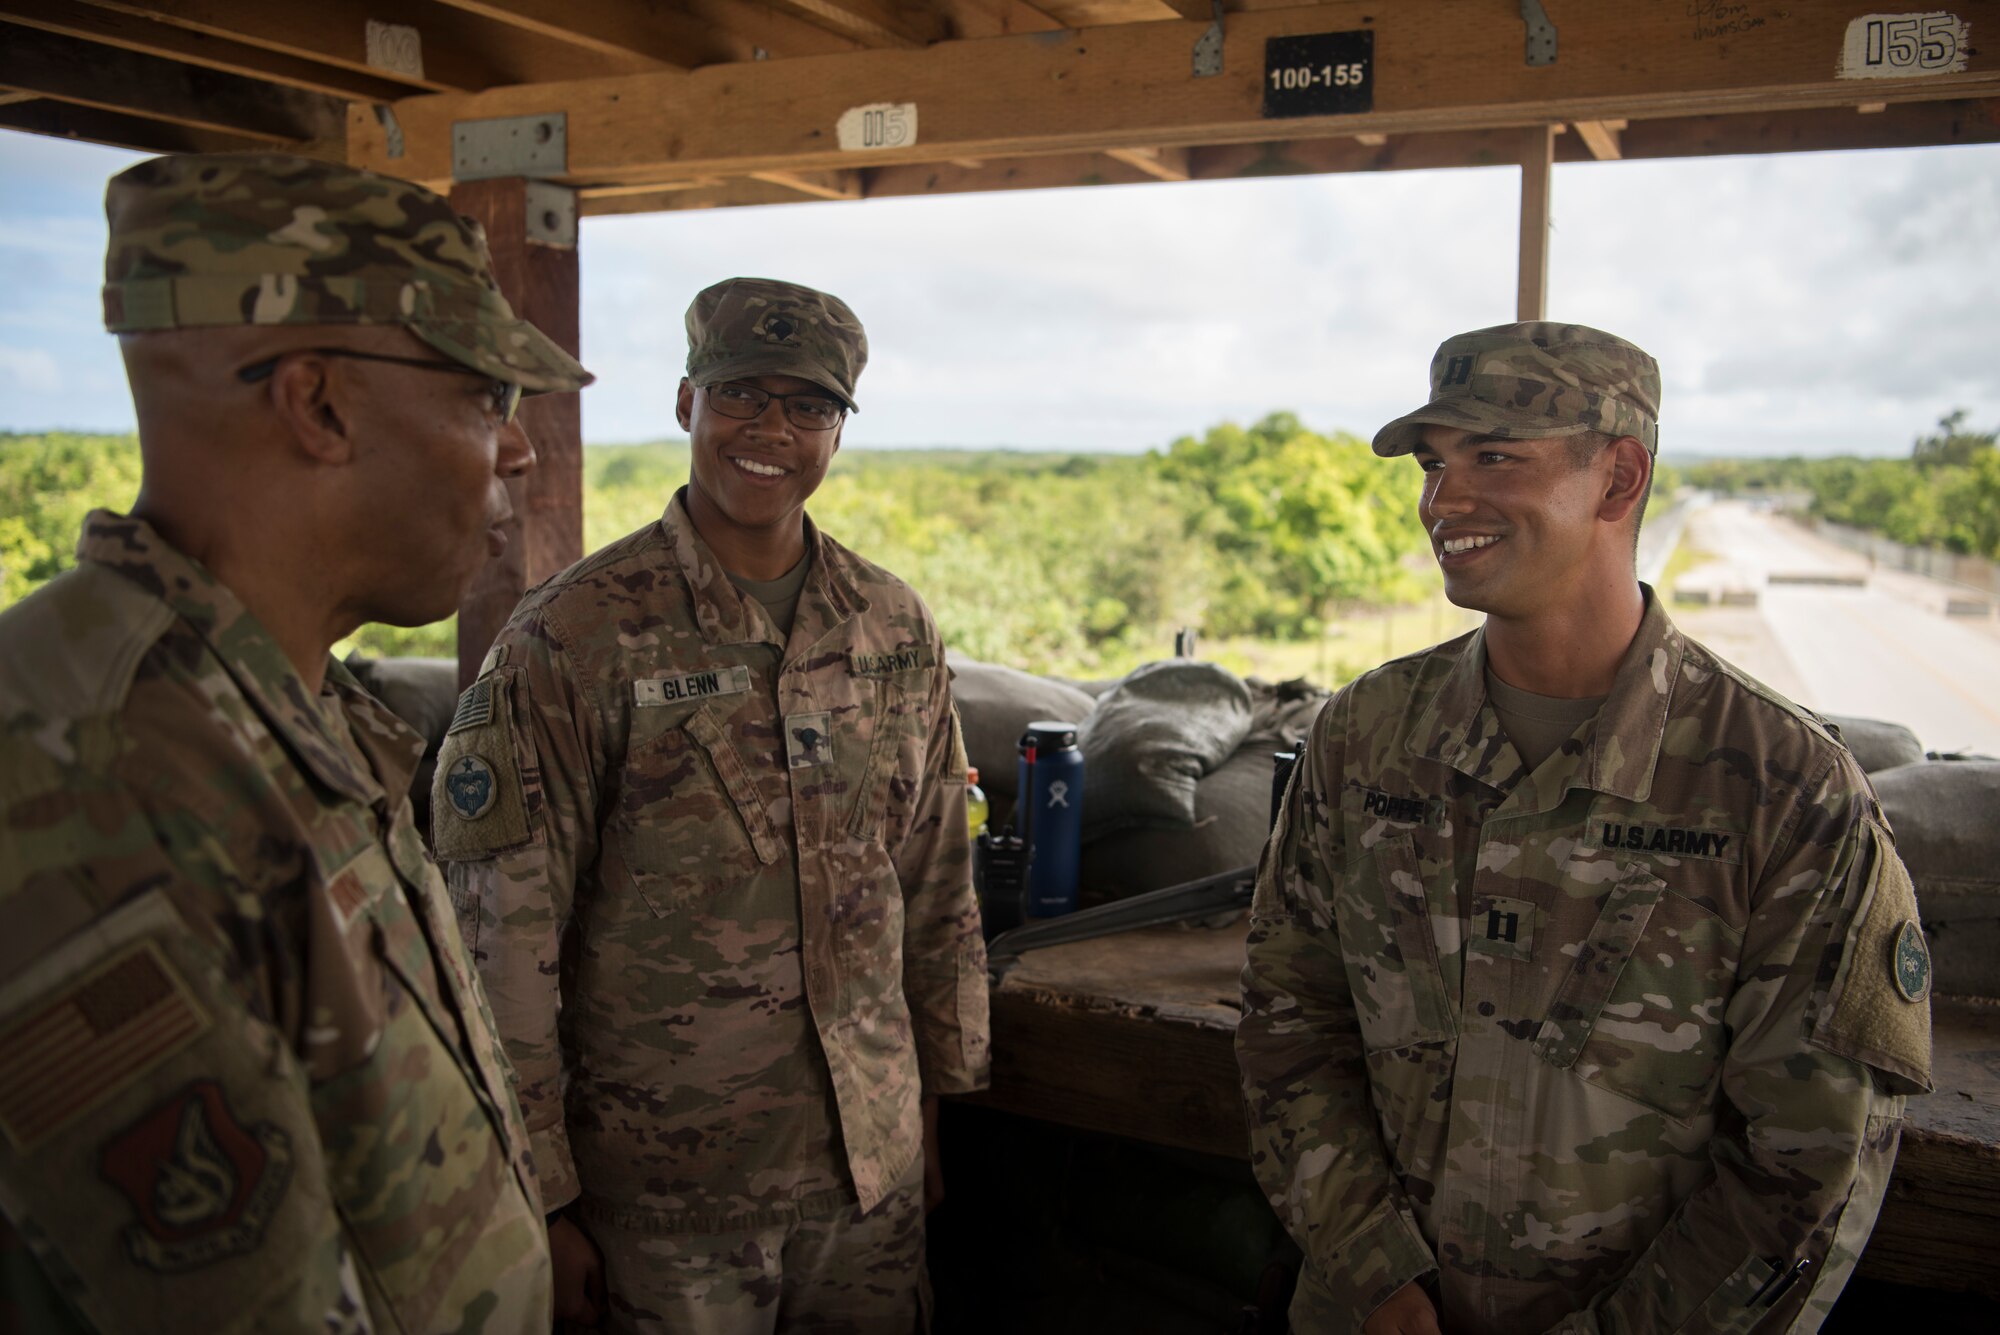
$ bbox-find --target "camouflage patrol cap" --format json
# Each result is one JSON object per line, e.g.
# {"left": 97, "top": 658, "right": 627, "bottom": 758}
{"left": 685, "top": 277, "right": 866, "bottom": 410}
{"left": 1372, "top": 321, "right": 1660, "bottom": 457}
{"left": 102, "top": 152, "right": 592, "bottom": 394}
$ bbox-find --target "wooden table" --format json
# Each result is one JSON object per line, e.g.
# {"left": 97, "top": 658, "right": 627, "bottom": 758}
{"left": 964, "top": 922, "right": 2000, "bottom": 1299}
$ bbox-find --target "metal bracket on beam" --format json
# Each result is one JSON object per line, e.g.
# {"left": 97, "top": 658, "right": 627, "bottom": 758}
{"left": 1193, "top": 0, "right": 1226, "bottom": 79}
{"left": 453, "top": 113, "right": 568, "bottom": 181}
{"left": 1520, "top": 0, "right": 1558, "bottom": 67}
{"left": 372, "top": 104, "right": 405, "bottom": 160}
{"left": 523, "top": 180, "right": 577, "bottom": 249}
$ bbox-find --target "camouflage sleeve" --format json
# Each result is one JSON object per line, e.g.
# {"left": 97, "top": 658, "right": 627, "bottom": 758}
{"left": 1236, "top": 695, "right": 1438, "bottom": 1326}
{"left": 0, "top": 741, "right": 371, "bottom": 1332}
{"left": 436, "top": 617, "right": 604, "bottom": 1212}
{"left": 895, "top": 648, "right": 990, "bottom": 1097}
{"left": 1549, "top": 762, "right": 1930, "bottom": 1335}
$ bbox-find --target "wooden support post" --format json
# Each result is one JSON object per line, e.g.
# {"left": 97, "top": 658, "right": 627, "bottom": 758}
{"left": 448, "top": 177, "right": 584, "bottom": 688}
{"left": 1517, "top": 123, "right": 1555, "bottom": 322}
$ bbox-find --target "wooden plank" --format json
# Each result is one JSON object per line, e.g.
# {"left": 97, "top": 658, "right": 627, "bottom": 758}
{"left": 962, "top": 992, "right": 1245, "bottom": 1158}
{"left": 0, "top": 25, "right": 345, "bottom": 143}
{"left": 346, "top": 1, "right": 2000, "bottom": 188}
{"left": 747, "top": 167, "right": 865, "bottom": 199}
{"left": 1104, "top": 144, "right": 1190, "bottom": 180}
{"left": 578, "top": 100, "right": 2000, "bottom": 216}
{"left": 430, "top": 0, "right": 687, "bottom": 68}
{"left": 81, "top": 0, "right": 662, "bottom": 92}
{"left": 449, "top": 178, "right": 584, "bottom": 689}
{"left": 769, "top": 0, "right": 945, "bottom": 48}
{"left": 0, "top": 97, "right": 287, "bottom": 155}
{"left": 0, "top": 0, "right": 418, "bottom": 102}
{"left": 1517, "top": 122, "right": 1554, "bottom": 322}
{"left": 1572, "top": 117, "right": 1624, "bottom": 160}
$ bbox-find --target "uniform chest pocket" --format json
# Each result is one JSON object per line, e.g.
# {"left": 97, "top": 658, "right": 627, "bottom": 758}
{"left": 1336, "top": 835, "right": 1456, "bottom": 1051}
{"left": 847, "top": 669, "right": 934, "bottom": 846}
{"left": 1535, "top": 865, "right": 1739, "bottom": 1123}
{"left": 613, "top": 704, "right": 782, "bottom": 917}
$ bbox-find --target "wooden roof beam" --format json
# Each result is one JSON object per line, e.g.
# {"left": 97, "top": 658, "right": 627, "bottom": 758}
{"left": 0, "top": 0, "right": 418, "bottom": 102}
{"left": 1103, "top": 144, "right": 1189, "bottom": 180}
{"left": 1571, "top": 118, "right": 1626, "bottom": 160}
{"left": 0, "top": 24, "right": 345, "bottom": 144}
{"left": 78, "top": 0, "right": 666, "bottom": 92}
{"left": 746, "top": 167, "right": 866, "bottom": 200}
{"left": 0, "top": 97, "right": 308, "bottom": 156}
{"left": 348, "top": 1, "right": 2000, "bottom": 188}
{"left": 769, "top": 1, "right": 945, "bottom": 48}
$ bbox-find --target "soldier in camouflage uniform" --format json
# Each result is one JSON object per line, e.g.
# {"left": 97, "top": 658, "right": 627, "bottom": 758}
{"left": 1237, "top": 323, "right": 1932, "bottom": 1335}
{"left": 0, "top": 153, "right": 592, "bottom": 1332}
{"left": 435, "top": 277, "right": 989, "bottom": 1333}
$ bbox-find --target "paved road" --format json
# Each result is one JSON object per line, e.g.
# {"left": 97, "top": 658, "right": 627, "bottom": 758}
{"left": 1677, "top": 500, "right": 2000, "bottom": 756}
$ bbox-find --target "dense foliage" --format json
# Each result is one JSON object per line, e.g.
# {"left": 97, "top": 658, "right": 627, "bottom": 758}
{"left": 0, "top": 416, "right": 1435, "bottom": 675}
{"left": 1677, "top": 411, "right": 2000, "bottom": 559}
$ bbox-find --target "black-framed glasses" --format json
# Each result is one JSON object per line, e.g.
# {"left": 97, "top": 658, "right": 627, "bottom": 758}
{"left": 237, "top": 347, "right": 523, "bottom": 424}
{"left": 706, "top": 381, "right": 846, "bottom": 431}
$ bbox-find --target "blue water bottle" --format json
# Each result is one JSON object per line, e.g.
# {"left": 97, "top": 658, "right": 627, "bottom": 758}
{"left": 1017, "top": 721, "right": 1085, "bottom": 917}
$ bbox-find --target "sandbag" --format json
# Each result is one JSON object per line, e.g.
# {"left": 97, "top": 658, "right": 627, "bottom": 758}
{"left": 1077, "top": 745, "right": 1282, "bottom": 905}
{"left": 1825, "top": 714, "right": 1925, "bottom": 774}
{"left": 345, "top": 654, "right": 458, "bottom": 826}
{"left": 948, "top": 655, "right": 1095, "bottom": 804}
{"left": 1874, "top": 760, "right": 2000, "bottom": 998}
{"left": 1077, "top": 661, "right": 1253, "bottom": 836}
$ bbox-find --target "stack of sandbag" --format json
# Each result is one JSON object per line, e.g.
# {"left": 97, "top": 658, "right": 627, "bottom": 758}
{"left": 947, "top": 654, "right": 1096, "bottom": 819}
{"left": 948, "top": 653, "right": 1332, "bottom": 905}
{"left": 1873, "top": 758, "right": 2000, "bottom": 999}
{"left": 344, "top": 654, "right": 459, "bottom": 829}
{"left": 1823, "top": 714, "right": 1925, "bottom": 774}
{"left": 1076, "top": 673, "right": 1325, "bottom": 904}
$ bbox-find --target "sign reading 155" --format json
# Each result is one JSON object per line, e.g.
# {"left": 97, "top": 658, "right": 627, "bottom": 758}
{"left": 1268, "top": 62, "right": 1366, "bottom": 92}
{"left": 1862, "top": 14, "right": 1960, "bottom": 70}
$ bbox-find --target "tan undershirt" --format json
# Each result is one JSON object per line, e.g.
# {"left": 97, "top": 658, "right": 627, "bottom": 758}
{"left": 726, "top": 551, "right": 811, "bottom": 641}
{"left": 1485, "top": 668, "right": 1606, "bottom": 773}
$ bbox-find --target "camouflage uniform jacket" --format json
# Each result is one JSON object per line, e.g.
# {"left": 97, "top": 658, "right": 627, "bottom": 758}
{"left": 437, "top": 492, "right": 989, "bottom": 1231}
{"left": 0, "top": 512, "right": 551, "bottom": 1334}
{"left": 1237, "top": 592, "right": 1932, "bottom": 1335}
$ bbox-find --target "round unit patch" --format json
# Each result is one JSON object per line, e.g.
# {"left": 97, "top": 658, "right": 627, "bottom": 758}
{"left": 1892, "top": 919, "right": 1931, "bottom": 1003}
{"left": 444, "top": 754, "right": 499, "bottom": 822}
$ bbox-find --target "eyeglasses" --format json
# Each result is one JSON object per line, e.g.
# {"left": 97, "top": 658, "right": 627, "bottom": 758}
{"left": 705, "top": 381, "right": 846, "bottom": 431}
{"left": 237, "top": 347, "right": 523, "bottom": 424}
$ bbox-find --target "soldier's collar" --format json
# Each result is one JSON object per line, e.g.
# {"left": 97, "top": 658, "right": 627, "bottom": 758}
{"left": 1406, "top": 585, "right": 1678, "bottom": 804}
{"left": 659, "top": 490, "right": 869, "bottom": 649}
{"left": 77, "top": 509, "right": 384, "bottom": 807}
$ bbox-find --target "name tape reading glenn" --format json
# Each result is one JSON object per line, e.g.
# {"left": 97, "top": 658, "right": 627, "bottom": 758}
{"left": 635, "top": 666, "right": 754, "bottom": 707}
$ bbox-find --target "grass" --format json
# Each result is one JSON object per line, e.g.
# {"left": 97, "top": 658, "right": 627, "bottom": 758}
{"left": 1658, "top": 530, "right": 1720, "bottom": 593}
{"left": 1199, "top": 593, "right": 1480, "bottom": 688}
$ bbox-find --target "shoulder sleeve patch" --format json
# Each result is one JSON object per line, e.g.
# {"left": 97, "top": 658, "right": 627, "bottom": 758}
{"left": 1810, "top": 821, "right": 1932, "bottom": 1094}
{"left": 431, "top": 673, "right": 534, "bottom": 862}
{"left": 946, "top": 704, "right": 969, "bottom": 780}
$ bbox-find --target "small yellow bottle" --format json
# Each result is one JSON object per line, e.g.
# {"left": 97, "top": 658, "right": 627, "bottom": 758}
{"left": 966, "top": 766, "right": 989, "bottom": 840}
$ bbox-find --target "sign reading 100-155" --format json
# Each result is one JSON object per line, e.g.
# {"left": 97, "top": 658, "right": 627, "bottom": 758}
{"left": 1262, "top": 30, "right": 1374, "bottom": 119}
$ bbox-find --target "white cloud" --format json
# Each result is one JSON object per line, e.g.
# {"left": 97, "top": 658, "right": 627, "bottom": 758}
{"left": 0, "top": 346, "right": 61, "bottom": 394}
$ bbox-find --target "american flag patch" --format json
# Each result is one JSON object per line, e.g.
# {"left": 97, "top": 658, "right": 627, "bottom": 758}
{"left": 448, "top": 680, "right": 495, "bottom": 735}
{"left": 327, "top": 867, "right": 373, "bottom": 927}
{"left": 0, "top": 943, "right": 211, "bottom": 1150}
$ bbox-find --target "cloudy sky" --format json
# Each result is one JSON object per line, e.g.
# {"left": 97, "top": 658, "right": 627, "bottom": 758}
{"left": 3, "top": 130, "right": 1995, "bottom": 458}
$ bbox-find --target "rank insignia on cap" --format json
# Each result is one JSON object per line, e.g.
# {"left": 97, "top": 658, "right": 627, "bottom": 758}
{"left": 762, "top": 314, "right": 797, "bottom": 343}
{"left": 1893, "top": 919, "right": 1930, "bottom": 1003}
{"left": 101, "top": 1080, "right": 293, "bottom": 1272}
{"left": 444, "top": 754, "right": 499, "bottom": 821}
{"left": 786, "top": 712, "right": 834, "bottom": 769}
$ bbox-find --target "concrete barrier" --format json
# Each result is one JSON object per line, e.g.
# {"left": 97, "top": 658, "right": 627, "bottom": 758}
{"left": 1945, "top": 598, "right": 1992, "bottom": 618}
{"left": 1767, "top": 572, "right": 1867, "bottom": 588}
